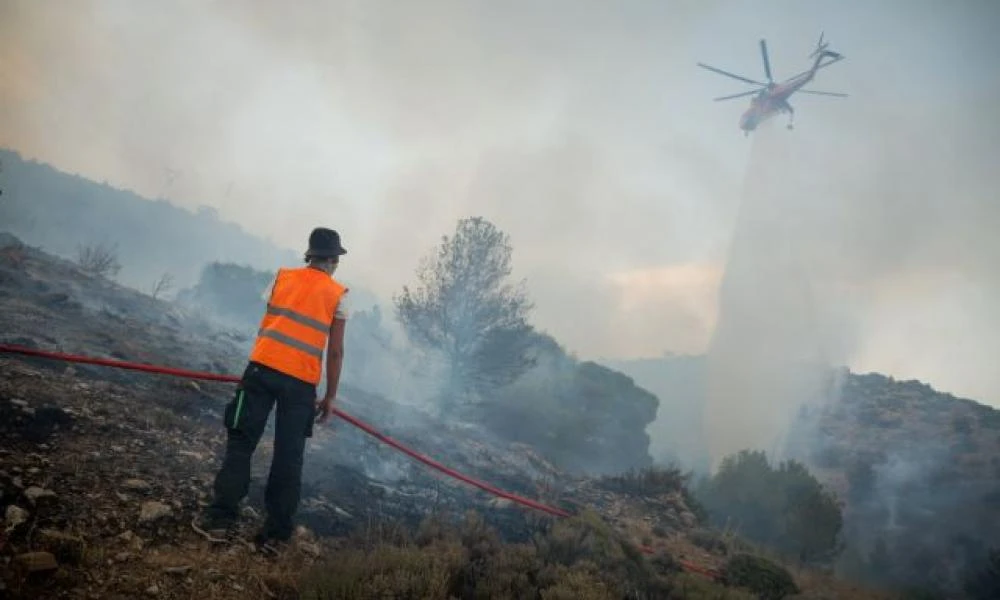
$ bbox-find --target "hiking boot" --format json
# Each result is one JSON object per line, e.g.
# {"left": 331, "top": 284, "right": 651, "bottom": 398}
{"left": 253, "top": 528, "right": 291, "bottom": 557}
{"left": 192, "top": 514, "right": 238, "bottom": 543}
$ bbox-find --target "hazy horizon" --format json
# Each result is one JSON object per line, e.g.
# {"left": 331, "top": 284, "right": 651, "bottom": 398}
{"left": 2, "top": 0, "right": 998, "bottom": 407}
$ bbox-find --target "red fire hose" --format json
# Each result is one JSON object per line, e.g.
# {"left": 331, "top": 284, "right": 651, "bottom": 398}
{"left": 0, "top": 343, "right": 720, "bottom": 579}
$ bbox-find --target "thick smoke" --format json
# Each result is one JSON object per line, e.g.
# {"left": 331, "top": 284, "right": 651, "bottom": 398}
{"left": 698, "top": 0, "right": 1000, "bottom": 464}
{"left": 703, "top": 119, "right": 845, "bottom": 466}
{"left": 2, "top": 1, "right": 1000, "bottom": 438}
{"left": 0, "top": 0, "right": 730, "bottom": 365}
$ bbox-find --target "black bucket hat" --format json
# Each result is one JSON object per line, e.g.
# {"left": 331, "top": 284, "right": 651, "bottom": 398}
{"left": 305, "top": 227, "right": 347, "bottom": 259}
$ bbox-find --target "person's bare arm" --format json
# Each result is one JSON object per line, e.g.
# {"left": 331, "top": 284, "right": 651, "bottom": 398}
{"left": 316, "top": 317, "right": 346, "bottom": 423}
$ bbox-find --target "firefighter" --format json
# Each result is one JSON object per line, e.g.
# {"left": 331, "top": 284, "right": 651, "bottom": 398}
{"left": 195, "top": 227, "right": 349, "bottom": 554}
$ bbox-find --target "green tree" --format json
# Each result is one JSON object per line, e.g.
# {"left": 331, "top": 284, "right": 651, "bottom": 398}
{"left": 779, "top": 460, "right": 844, "bottom": 563}
{"left": 393, "top": 217, "right": 536, "bottom": 401}
{"left": 697, "top": 450, "right": 843, "bottom": 566}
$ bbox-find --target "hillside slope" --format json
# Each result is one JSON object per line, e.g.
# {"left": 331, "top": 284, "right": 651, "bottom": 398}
{"left": 793, "top": 370, "right": 1000, "bottom": 594}
{"left": 614, "top": 353, "right": 1000, "bottom": 597}
{"left": 0, "top": 234, "right": 899, "bottom": 598}
{"left": 0, "top": 148, "right": 297, "bottom": 291}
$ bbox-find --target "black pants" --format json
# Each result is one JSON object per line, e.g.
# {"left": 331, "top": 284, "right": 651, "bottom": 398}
{"left": 206, "top": 361, "right": 316, "bottom": 540}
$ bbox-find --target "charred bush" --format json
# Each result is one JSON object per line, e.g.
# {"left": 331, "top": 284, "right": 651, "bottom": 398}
{"left": 75, "top": 241, "right": 121, "bottom": 279}
{"left": 597, "top": 465, "right": 686, "bottom": 497}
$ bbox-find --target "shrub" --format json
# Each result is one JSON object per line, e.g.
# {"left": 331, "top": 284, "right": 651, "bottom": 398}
{"left": 721, "top": 553, "right": 799, "bottom": 600}
{"left": 538, "top": 564, "right": 615, "bottom": 600}
{"left": 688, "top": 528, "right": 729, "bottom": 555}
{"left": 302, "top": 510, "right": 682, "bottom": 599}
{"left": 672, "top": 572, "right": 757, "bottom": 599}
{"left": 299, "top": 540, "right": 465, "bottom": 599}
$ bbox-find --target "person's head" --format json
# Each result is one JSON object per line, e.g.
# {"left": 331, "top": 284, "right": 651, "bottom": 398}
{"left": 304, "top": 227, "right": 347, "bottom": 274}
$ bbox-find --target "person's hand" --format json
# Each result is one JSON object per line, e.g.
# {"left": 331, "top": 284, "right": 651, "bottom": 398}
{"left": 315, "top": 393, "right": 337, "bottom": 424}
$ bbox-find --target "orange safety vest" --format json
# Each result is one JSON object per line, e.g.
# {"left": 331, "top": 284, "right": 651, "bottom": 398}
{"left": 248, "top": 266, "right": 347, "bottom": 385}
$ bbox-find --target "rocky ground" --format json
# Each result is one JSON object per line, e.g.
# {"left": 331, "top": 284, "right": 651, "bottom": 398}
{"left": 0, "top": 350, "right": 736, "bottom": 599}
{"left": 0, "top": 235, "right": 725, "bottom": 599}
{"left": 0, "top": 356, "right": 319, "bottom": 599}
{"left": 0, "top": 233, "right": 904, "bottom": 599}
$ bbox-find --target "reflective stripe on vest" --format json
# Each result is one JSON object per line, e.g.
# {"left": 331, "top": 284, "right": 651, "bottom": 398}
{"left": 265, "top": 303, "right": 330, "bottom": 333}
{"left": 257, "top": 327, "right": 325, "bottom": 359}
{"left": 248, "top": 267, "right": 347, "bottom": 384}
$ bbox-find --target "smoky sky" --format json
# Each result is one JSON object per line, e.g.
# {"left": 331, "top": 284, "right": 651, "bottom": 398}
{"left": 2, "top": 0, "right": 999, "bottom": 405}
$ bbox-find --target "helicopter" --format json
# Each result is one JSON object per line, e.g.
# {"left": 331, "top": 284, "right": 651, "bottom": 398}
{"left": 697, "top": 33, "right": 848, "bottom": 135}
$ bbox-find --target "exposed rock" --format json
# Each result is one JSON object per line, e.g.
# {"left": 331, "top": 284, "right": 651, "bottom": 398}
{"left": 23, "top": 486, "right": 56, "bottom": 505}
{"left": 14, "top": 551, "right": 58, "bottom": 574}
{"left": 4, "top": 505, "right": 28, "bottom": 532}
{"left": 138, "top": 501, "right": 172, "bottom": 523}
{"left": 36, "top": 529, "right": 85, "bottom": 565}
{"left": 163, "top": 565, "right": 192, "bottom": 575}
{"left": 123, "top": 478, "right": 152, "bottom": 492}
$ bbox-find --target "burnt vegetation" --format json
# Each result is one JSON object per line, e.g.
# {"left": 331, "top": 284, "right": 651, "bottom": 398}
{"left": 5, "top": 155, "right": 996, "bottom": 599}
{"left": 0, "top": 228, "right": 825, "bottom": 600}
{"left": 170, "top": 216, "right": 663, "bottom": 477}
{"left": 0, "top": 226, "right": 878, "bottom": 600}
{"left": 598, "top": 465, "right": 689, "bottom": 497}
{"left": 75, "top": 240, "right": 122, "bottom": 279}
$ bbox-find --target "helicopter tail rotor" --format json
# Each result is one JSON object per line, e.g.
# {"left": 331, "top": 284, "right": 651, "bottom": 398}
{"left": 809, "top": 31, "right": 829, "bottom": 58}
{"left": 759, "top": 39, "right": 773, "bottom": 84}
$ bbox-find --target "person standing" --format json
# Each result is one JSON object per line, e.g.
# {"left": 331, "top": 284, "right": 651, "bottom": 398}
{"left": 196, "top": 227, "right": 349, "bottom": 552}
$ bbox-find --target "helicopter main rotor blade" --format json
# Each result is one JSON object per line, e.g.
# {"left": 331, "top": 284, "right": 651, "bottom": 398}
{"left": 797, "top": 89, "right": 848, "bottom": 97}
{"left": 714, "top": 89, "right": 762, "bottom": 101}
{"left": 696, "top": 62, "right": 766, "bottom": 86}
{"left": 760, "top": 39, "right": 773, "bottom": 82}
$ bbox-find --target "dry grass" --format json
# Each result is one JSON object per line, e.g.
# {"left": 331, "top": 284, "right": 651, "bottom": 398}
{"left": 129, "top": 543, "right": 310, "bottom": 599}
{"left": 5, "top": 534, "right": 324, "bottom": 600}
{"left": 297, "top": 510, "right": 680, "bottom": 600}
{"left": 666, "top": 526, "right": 899, "bottom": 600}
